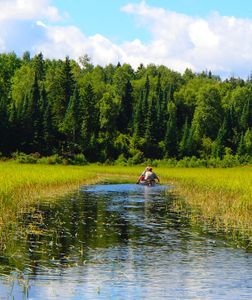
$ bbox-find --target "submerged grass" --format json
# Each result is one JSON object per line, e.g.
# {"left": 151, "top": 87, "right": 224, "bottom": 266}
{"left": 0, "top": 163, "right": 139, "bottom": 238}
{"left": 1, "top": 161, "right": 252, "bottom": 249}
{"left": 157, "top": 167, "right": 252, "bottom": 247}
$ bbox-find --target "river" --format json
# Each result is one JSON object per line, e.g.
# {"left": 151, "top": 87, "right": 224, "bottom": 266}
{"left": 0, "top": 184, "right": 252, "bottom": 299}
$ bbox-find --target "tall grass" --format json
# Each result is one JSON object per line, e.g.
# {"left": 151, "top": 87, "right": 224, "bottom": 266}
{"left": 89, "top": 165, "right": 252, "bottom": 246}
{"left": 156, "top": 167, "right": 252, "bottom": 247}
{"left": 1, "top": 162, "right": 252, "bottom": 248}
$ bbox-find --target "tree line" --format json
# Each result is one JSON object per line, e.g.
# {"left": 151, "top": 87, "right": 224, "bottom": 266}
{"left": 0, "top": 52, "right": 252, "bottom": 164}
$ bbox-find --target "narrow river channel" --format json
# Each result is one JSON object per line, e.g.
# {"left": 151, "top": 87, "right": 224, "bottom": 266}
{"left": 1, "top": 184, "right": 252, "bottom": 299}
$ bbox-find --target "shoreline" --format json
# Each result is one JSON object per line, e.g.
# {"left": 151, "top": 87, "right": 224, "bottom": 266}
{"left": 1, "top": 162, "right": 252, "bottom": 250}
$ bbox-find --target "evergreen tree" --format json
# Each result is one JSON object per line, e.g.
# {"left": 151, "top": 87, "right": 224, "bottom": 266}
{"left": 32, "top": 52, "right": 45, "bottom": 81}
{"left": 237, "top": 133, "right": 246, "bottom": 156}
{"left": 26, "top": 73, "right": 41, "bottom": 151}
{"left": 164, "top": 101, "right": 177, "bottom": 157}
{"left": 155, "top": 73, "right": 164, "bottom": 140}
{"left": 22, "top": 51, "right": 31, "bottom": 64}
{"left": 178, "top": 117, "right": 190, "bottom": 158}
{"left": 144, "top": 96, "right": 158, "bottom": 157}
{"left": 240, "top": 98, "right": 251, "bottom": 131}
{"left": 42, "top": 92, "right": 54, "bottom": 154}
{"left": 62, "top": 85, "right": 81, "bottom": 145}
{"left": 48, "top": 57, "right": 75, "bottom": 130}
{"left": 8, "top": 102, "right": 19, "bottom": 152}
{"left": 0, "top": 95, "right": 9, "bottom": 153}
{"left": 0, "top": 52, "right": 252, "bottom": 161}
{"left": 133, "top": 90, "right": 145, "bottom": 137}
{"left": 117, "top": 79, "right": 133, "bottom": 133}
{"left": 211, "top": 122, "right": 227, "bottom": 158}
{"left": 140, "top": 75, "right": 150, "bottom": 135}
{"left": 244, "top": 128, "right": 252, "bottom": 156}
{"left": 224, "top": 105, "right": 236, "bottom": 150}
{"left": 80, "top": 83, "right": 98, "bottom": 159}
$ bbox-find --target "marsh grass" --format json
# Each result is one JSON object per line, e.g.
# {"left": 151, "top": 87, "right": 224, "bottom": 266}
{"left": 1, "top": 162, "right": 252, "bottom": 250}
{"left": 0, "top": 162, "right": 140, "bottom": 250}
{"left": 157, "top": 167, "right": 252, "bottom": 248}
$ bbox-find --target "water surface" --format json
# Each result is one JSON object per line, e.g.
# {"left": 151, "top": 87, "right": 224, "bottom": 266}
{"left": 1, "top": 184, "right": 252, "bottom": 299}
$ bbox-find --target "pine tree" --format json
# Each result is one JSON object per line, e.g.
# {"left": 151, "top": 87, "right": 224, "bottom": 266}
{"left": 140, "top": 75, "right": 150, "bottom": 135}
{"left": 117, "top": 79, "right": 133, "bottom": 133}
{"left": 237, "top": 133, "right": 246, "bottom": 156}
{"left": 19, "top": 73, "right": 41, "bottom": 152}
{"left": 211, "top": 122, "right": 227, "bottom": 158}
{"left": 178, "top": 117, "right": 190, "bottom": 158}
{"left": 0, "top": 96, "right": 9, "bottom": 153}
{"left": 155, "top": 73, "right": 164, "bottom": 140}
{"left": 164, "top": 101, "right": 177, "bottom": 157}
{"left": 244, "top": 128, "right": 252, "bottom": 156}
{"left": 8, "top": 102, "right": 19, "bottom": 152}
{"left": 32, "top": 52, "right": 45, "bottom": 81}
{"left": 240, "top": 98, "right": 251, "bottom": 130}
{"left": 29, "top": 73, "right": 41, "bottom": 150}
{"left": 63, "top": 85, "right": 81, "bottom": 144}
{"left": 39, "top": 85, "right": 55, "bottom": 154}
{"left": 133, "top": 90, "right": 145, "bottom": 137}
{"left": 63, "top": 56, "right": 74, "bottom": 107}
{"left": 49, "top": 57, "right": 75, "bottom": 129}
{"left": 80, "top": 83, "right": 97, "bottom": 159}
{"left": 144, "top": 96, "right": 158, "bottom": 157}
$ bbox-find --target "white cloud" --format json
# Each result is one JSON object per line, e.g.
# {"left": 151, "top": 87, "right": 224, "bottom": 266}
{"left": 33, "top": 26, "right": 126, "bottom": 66}
{"left": 120, "top": 2, "right": 252, "bottom": 77}
{"left": 189, "top": 20, "right": 219, "bottom": 48}
{"left": 0, "top": 37, "right": 5, "bottom": 51}
{"left": 36, "top": 20, "right": 47, "bottom": 28}
{"left": 0, "top": 0, "right": 62, "bottom": 22}
{"left": 1, "top": 0, "right": 252, "bottom": 78}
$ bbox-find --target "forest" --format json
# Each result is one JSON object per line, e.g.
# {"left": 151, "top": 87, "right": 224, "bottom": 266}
{"left": 0, "top": 51, "right": 252, "bottom": 165}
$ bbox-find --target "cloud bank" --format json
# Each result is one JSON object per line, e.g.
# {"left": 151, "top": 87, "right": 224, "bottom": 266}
{"left": 1, "top": 0, "right": 252, "bottom": 78}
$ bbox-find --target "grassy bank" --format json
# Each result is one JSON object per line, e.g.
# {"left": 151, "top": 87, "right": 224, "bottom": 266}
{"left": 90, "top": 164, "right": 252, "bottom": 247}
{"left": 157, "top": 167, "right": 252, "bottom": 247}
{"left": 0, "top": 162, "right": 139, "bottom": 237}
{"left": 0, "top": 163, "right": 133, "bottom": 209}
{"left": 1, "top": 162, "right": 252, "bottom": 249}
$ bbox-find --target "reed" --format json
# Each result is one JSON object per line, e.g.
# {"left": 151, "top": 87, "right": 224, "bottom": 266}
{"left": 1, "top": 162, "right": 252, "bottom": 248}
{"left": 156, "top": 167, "right": 252, "bottom": 247}
{"left": 87, "top": 165, "right": 252, "bottom": 246}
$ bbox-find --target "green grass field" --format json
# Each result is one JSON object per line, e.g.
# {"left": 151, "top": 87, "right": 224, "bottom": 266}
{"left": 1, "top": 161, "right": 252, "bottom": 249}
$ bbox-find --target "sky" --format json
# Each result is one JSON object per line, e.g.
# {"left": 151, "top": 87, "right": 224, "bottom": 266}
{"left": 1, "top": 0, "right": 252, "bottom": 78}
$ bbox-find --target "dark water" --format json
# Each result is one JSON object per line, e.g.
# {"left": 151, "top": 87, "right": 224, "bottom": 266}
{"left": 1, "top": 184, "right": 252, "bottom": 299}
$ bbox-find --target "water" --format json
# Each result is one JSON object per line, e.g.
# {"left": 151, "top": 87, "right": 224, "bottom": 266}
{"left": 1, "top": 184, "right": 252, "bottom": 299}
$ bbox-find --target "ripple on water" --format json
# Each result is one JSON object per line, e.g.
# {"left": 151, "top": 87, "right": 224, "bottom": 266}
{"left": 1, "top": 184, "right": 252, "bottom": 300}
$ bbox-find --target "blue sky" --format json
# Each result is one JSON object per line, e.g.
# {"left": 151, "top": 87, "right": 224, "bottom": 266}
{"left": 1, "top": 0, "right": 252, "bottom": 78}
{"left": 53, "top": 0, "right": 252, "bottom": 42}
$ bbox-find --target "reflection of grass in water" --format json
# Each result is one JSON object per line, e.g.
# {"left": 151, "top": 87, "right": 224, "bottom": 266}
{"left": 0, "top": 163, "right": 137, "bottom": 251}
{"left": 159, "top": 167, "right": 252, "bottom": 249}
{"left": 0, "top": 271, "right": 30, "bottom": 299}
{"left": 1, "top": 162, "right": 252, "bottom": 256}
{"left": 1, "top": 164, "right": 252, "bottom": 295}
{"left": 83, "top": 165, "right": 252, "bottom": 247}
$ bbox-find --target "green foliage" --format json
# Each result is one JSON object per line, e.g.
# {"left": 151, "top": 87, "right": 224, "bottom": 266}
{"left": 37, "top": 154, "right": 63, "bottom": 165}
{"left": 0, "top": 51, "right": 252, "bottom": 165}
{"left": 14, "top": 152, "right": 38, "bottom": 164}
{"left": 114, "top": 154, "right": 128, "bottom": 166}
{"left": 69, "top": 153, "right": 88, "bottom": 165}
{"left": 127, "top": 150, "right": 144, "bottom": 165}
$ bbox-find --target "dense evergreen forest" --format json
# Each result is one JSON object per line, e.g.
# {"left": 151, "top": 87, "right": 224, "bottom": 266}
{"left": 0, "top": 52, "right": 252, "bottom": 164}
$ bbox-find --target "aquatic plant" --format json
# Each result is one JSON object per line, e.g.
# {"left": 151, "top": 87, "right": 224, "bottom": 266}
{"left": 1, "top": 162, "right": 252, "bottom": 250}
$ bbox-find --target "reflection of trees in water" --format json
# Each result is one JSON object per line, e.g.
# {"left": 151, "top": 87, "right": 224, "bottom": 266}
{"left": 1, "top": 190, "right": 133, "bottom": 274}
{"left": 143, "top": 187, "right": 190, "bottom": 231}
{"left": 1, "top": 186, "right": 190, "bottom": 275}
